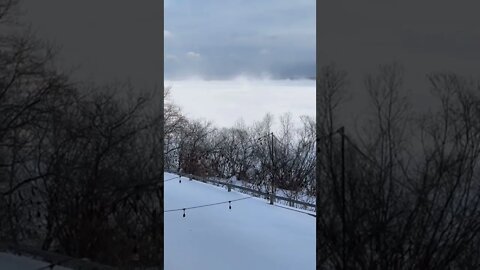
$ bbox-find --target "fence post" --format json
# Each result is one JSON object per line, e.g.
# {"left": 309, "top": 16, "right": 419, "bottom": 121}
{"left": 270, "top": 177, "right": 275, "bottom": 205}
{"left": 269, "top": 181, "right": 274, "bottom": 205}
{"left": 269, "top": 193, "right": 275, "bottom": 205}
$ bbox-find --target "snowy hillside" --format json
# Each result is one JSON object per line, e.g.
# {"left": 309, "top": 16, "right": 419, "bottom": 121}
{"left": 164, "top": 172, "right": 315, "bottom": 270}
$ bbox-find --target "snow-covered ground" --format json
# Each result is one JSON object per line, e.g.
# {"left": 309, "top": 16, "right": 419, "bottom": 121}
{"left": 164, "top": 172, "right": 315, "bottom": 270}
{"left": 0, "top": 252, "right": 71, "bottom": 270}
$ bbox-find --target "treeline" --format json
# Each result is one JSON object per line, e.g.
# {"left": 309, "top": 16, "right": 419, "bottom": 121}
{"left": 164, "top": 87, "right": 316, "bottom": 202}
{"left": 317, "top": 63, "right": 480, "bottom": 269}
{"left": 0, "top": 1, "right": 163, "bottom": 267}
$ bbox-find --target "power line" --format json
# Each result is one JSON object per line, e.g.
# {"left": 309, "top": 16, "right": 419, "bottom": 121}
{"left": 317, "top": 129, "right": 342, "bottom": 142}
{"left": 342, "top": 132, "right": 415, "bottom": 192}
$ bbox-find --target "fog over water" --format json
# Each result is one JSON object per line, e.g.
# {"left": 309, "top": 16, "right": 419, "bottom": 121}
{"left": 165, "top": 78, "right": 315, "bottom": 129}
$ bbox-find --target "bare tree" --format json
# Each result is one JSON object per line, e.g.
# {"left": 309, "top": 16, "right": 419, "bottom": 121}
{"left": 316, "top": 63, "right": 348, "bottom": 267}
{"left": 317, "top": 62, "right": 480, "bottom": 269}
{"left": 0, "top": 3, "right": 164, "bottom": 267}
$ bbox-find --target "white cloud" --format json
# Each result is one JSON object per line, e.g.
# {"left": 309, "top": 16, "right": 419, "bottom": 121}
{"left": 164, "top": 30, "right": 173, "bottom": 39}
{"left": 186, "top": 51, "right": 201, "bottom": 59}
{"left": 166, "top": 54, "right": 178, "bottom": 61}
{"left": 259, "top": 49, "right": 270, "bottom": 55}
{"left": 165, "top": 0, "right": 315, "bottom": 79}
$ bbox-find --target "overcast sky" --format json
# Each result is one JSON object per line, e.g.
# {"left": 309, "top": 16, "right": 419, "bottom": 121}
{"left": 319, "top": 0, "right": 480, "bottom": 125}
{"left": 165, "top": 0, "right": 315, "bottom": 80}
{"left": 18, "top": 0, "right": 315, "bottom": 128}
{"left": 164, "top": 0, "right": 316, "bottom": 128}
{"left": 20, "top": 0, "right": 162, "bottom": 89}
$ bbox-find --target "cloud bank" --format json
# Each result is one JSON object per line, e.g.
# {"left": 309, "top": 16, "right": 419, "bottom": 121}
{"left": 165, "top": 0, "right": 315, "bottom": 80}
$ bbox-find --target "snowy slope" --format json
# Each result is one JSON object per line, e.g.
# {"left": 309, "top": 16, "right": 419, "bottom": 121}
{"left": 0, "top": 252, "right": 71, "bottom": 270}
{"left": 164, "top": 172, "right": 315, "bottom": 270}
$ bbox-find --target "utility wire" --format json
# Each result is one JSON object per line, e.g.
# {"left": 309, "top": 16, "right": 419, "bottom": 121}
{"left": 317, "top": 129, "right": 342, "bottom": 142}
{"left": 164, "top": 196, "right": 252, "bottom": 213}
{"left": 342, "top": 133, "right": 415, "bottom": 192}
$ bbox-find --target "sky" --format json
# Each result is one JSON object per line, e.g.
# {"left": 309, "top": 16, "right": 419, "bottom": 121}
{"left": 19, "top": 0, "right": 162, "bottom": 89}
{"left": 18, "top": 0, "right": 316, "bottom": 128}
{"left": 318, "top": 0, "right": 480, "bottom": 127}
{"left": 165, "top": 0, "right": 316, "bottom": 128}
{"left": 17, "top": 0, "right": 316, "bottom": 130}
{"left": 16, "top": 0, "right": 480, "bottom": 129}
{"left": 164, "top": 0, "right": 316, "bottom": 80}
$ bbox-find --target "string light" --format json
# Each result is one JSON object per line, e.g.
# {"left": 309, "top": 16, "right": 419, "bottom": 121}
{"left": 164, "top": 176, "right": 181, "bottom": 182}
{"left": 164, "top": 196, "right": 252, "bottom": 218}
{"left": 165, "top": 171, "right": 316, "bottom": 212}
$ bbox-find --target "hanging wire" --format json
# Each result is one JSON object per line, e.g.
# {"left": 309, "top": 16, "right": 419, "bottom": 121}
{"left": 164, "top": 196, "right": 252, "bottom": 213}
{"left": 164, "top": 176, "right": 181, "bottom": 182}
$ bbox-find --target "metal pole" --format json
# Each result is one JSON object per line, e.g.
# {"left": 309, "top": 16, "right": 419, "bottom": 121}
{"left": 339, "top": 126, "right": 346, "bottom": 268}
{"left": 270, "top": 132, "right": 275, "bottom": 205}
